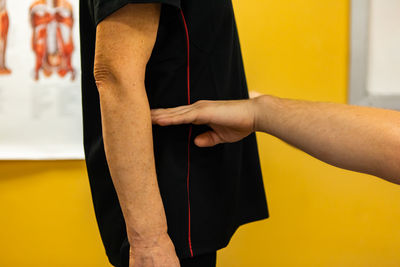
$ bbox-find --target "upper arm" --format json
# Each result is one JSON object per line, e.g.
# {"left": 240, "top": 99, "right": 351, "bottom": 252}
{"left": 93, "top": 4, "right": 161, "bottom": 89}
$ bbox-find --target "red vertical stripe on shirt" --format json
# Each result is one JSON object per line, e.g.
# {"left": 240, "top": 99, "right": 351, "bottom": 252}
{"left": 180, "top": 9, "right": 194, "bottom": 258}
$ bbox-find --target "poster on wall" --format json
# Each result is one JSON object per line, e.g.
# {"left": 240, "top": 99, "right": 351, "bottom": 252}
{"left": 0, "top": 0, "right": 84, "bottom": 159}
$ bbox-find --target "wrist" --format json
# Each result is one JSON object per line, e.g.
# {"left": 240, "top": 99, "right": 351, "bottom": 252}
{"left": 252, "top": 94, "right": 280, "bottom": 133}
{"left": 127, "top": 223, "right": 167, "bottom": 240}
{"left": 252, "top": 95, "right": 269, "bottom": 132}
{"left": 129, "top": 231, "right": 171, "bottom": 249}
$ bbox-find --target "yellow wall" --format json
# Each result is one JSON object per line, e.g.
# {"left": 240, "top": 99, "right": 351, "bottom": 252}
{"left": 1, "top": 1, "right": 400, "bottom": 266}
{"left": 0, "top": 161, "right": 109, "bottom": 267}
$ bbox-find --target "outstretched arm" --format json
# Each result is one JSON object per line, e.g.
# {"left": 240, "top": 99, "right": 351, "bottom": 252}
{"left": 151, "top": 95, "right": 400, "bottom": 184}
{"left": 94, "top": 4, "right": 179, "bottom": 267}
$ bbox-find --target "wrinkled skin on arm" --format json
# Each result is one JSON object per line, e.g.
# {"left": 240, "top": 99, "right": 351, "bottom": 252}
{"left": 94, "top": 4, "right": 180, "bottom": 267}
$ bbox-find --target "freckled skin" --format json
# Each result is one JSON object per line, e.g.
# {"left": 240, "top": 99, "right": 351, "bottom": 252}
{"left": 94, "top": 4, "right": 180, "bottom": 267}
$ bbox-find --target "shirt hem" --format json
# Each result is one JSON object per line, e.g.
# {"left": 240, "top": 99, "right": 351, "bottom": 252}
{"left": 177, "top": 213, "right": 270, "bottom": 260}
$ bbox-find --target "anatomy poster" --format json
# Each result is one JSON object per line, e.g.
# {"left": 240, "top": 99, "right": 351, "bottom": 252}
{"left": 0, "top": 0, "right": 83, "bottom": 159}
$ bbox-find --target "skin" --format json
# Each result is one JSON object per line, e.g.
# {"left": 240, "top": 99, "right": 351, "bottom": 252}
{"left": 151, "top": 95, "right": 400, "bottom": 185}
{"left": 94, "top": 4, "right": 179, "bottom": 267}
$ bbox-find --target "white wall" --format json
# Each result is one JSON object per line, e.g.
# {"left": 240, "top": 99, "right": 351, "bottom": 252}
{"left": 368, "top": 0, "right": 400, "bottom": 95}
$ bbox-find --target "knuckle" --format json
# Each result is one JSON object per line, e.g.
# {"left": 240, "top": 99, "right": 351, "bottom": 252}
{"left": 194, "top": 100, "right": 208, "bottom": 108}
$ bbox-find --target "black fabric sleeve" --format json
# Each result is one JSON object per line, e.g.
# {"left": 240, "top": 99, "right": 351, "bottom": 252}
{"left": 92, "top": 0, "right": 181, "bottom": 25}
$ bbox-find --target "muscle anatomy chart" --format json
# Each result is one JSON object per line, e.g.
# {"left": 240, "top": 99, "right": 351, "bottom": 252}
{"left": 0, "top": 0, "right": 10, "bottom": 74}
{"left": 30, "top": 0, "right": 75, "bottom": 81}
{"left": 0, "top": 0, "right": 83, "bottom": 159}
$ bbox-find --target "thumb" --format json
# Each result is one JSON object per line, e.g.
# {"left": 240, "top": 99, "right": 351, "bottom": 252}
{"left": 194, "top": 131, "right": 223, "bottom": 147}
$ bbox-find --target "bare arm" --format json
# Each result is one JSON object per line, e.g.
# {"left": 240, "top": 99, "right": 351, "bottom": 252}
{"left": 151, "top": 95, "right": 400, "bottom": 184}
{"left": 94, "top": 4, "right": 179, "bottom": 267}
{"left": 255, "top": 96, "right": 400, "bottom": 184}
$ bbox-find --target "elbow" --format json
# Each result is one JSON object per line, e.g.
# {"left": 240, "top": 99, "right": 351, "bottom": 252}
{"left": 378, "top": 141, "right": 400, "bottom": 185}
{"left": 388, "top": 149, "right": 400, "bottom": 185}
{"left": 387, "top": 132, "right": 400, "bottom": 185}
{"left": 93, "top": 64, "right": 118, "bottom": 94}
{"left": 93, "top": 63, "right": 145, "bottom": 97}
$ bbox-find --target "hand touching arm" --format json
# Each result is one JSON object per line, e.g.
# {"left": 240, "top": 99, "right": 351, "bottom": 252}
{"left": 151, "top": 95, "right": 400, "bottom": 184}
{"left": 94, "top": 4, "right": 179, "bottom": 266}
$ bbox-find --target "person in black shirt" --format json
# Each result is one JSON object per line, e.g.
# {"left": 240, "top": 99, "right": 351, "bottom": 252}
{"left": 79, "top": 1, "right": 268, "bottom": 266}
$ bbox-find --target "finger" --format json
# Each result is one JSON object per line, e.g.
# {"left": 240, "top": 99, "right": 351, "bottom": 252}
{"left": 151, "top": 100, "right": 211, "bottom": 118}
{"left": 151, "top": 109, "right": 195, "bottom": 125}
{"left": 151, "top": 104, "right": 192, "bottom": 117}
{"left": 154, "top": 111, "right": 199, "bottom": 126}
{"left": 194, "top": 131, "right": 223, "bottom": 147}
{"left": 152, "top": 108, "right": 193, "bottom": 123}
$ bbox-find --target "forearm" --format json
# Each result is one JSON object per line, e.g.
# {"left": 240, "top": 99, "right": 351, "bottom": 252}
{"left": 93, "top": 3, "right": 167, "bottom": 242}
{"left": 98, "top": 80, "right": 167, "bottom": 240}
{"left": 255, "top": 95, "right": 400, "bottom": 183}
